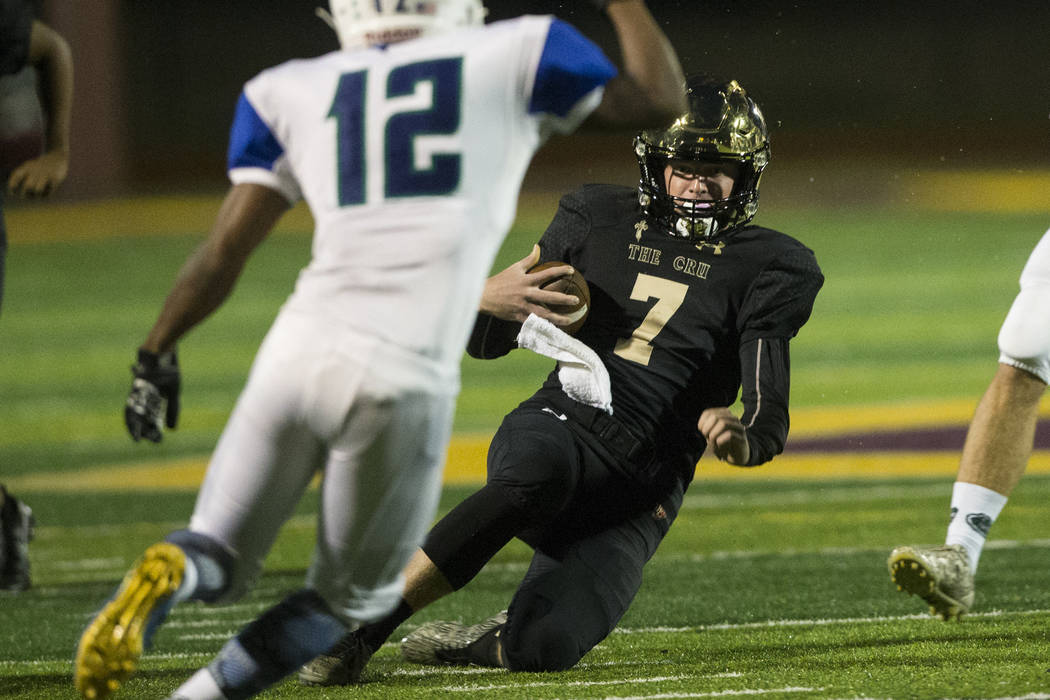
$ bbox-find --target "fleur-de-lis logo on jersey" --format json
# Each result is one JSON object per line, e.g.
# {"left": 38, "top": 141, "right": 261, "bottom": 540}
{"left": 695, "top": 240, "right": 725, "bottom": 255}
{"left": 634, "top": 220, "right": 648, "bottom": 241}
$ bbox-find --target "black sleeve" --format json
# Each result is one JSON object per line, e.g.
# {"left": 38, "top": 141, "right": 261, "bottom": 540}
{"left": 466, "top": 313, "right": 520, "bottom": 359}
{"left": 0, "top": 0, "right": 34, "bottom": 76}
{"left": 738, "top": 336, "right": 791, "bottom": 466}
{"left": 738, "top": 246, "right": 824, "bottom": 343}
{"left": 536, "top": 188, "right": 592, "bottom": 264}
{"left": 734, "top": 244, "right": 822, "bottom": 466}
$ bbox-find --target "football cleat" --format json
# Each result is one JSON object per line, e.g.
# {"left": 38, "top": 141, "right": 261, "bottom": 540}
{"left": 0, "top": 485, "right": 35, "bottom": 592}
{"left": 887, "top": 544, "right": 974, "bottom": 620}
{"left": 75, "top": 543, "right": 185, "bottom": 699}
{"left": 401, "top": 610, "right": 507, "bottom": 666}
{"left": 298, "top": 630, "right": 376, "bottom": 686}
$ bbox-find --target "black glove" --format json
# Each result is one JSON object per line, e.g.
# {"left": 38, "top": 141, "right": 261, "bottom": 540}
{"left": 125, "top": 348, "right": 180, "bottom": 443}
{"left": 589, "top": 0, "right": 612, "bottom": 10}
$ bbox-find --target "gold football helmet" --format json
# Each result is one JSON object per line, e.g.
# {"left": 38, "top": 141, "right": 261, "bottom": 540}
{"left": 635, "top": 76, "right": 770, "bottom": 239}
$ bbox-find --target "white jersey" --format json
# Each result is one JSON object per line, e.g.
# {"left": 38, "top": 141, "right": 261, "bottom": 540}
{"left": 227, "top": 15, "right": 616, "bottom": 375}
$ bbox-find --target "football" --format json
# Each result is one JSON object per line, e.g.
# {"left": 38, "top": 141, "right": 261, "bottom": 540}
{"left": 528, "top": 260, "right": 591, "bottom": 335}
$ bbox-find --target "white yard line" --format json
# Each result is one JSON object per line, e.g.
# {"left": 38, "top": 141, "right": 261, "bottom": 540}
{"left": 38, "top": 537, "right": 1050, "bottom": 594}
{"left": 437, "top": 675, "right": 785, "bottom": 693}
{"left": 380, "top": 661, "right": 739, "bottom": 678}
{"left": 682, "top": 483, "right": 959, "bottom": 510}
{"left": 612, "top": 607, "right": 1050, "bottom": 634}
{"left": 150, "top": 606, "right": 1046, "bottom": 645}
{"left": 473, "top": 538, "right": 1050, "bottom": 575}
{"left": 30, "top": 513, "right": 317, "bottom": 541}
{"left": 599, "top": 689, "right": 819, "bottom": 700}
{"left": 176, "top": 632, "right": 239, "bottom": 641}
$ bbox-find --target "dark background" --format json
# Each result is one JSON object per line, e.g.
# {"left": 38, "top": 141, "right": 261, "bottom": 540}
{"left": 36, "top": 1, "right": 1050, "bottom": 200}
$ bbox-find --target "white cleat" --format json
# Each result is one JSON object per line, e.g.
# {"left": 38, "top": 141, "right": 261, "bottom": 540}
{"left": 888, "top": 544, "right": 974, "bottom": 620}
{"left": 401, "top": 610, "right": 508, "bottom": 666}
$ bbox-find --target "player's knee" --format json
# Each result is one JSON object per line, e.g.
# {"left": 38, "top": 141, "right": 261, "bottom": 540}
{"left": 165, "top": 529, "right": 240, "bottom": 603}
{"left": 999, "top": 285, "right": 1050, "bottom": 363}
{"left": 487, "top": 429, "right": 577, "bottom": 521}
{"left": 489, "top": 458, "right": 575, "bottom": 522}
{"left": 993, "top": 362, "right": 1050, "bottom": 402}
{"left": 503, "top": 617, "right": 583, "bottom": 672}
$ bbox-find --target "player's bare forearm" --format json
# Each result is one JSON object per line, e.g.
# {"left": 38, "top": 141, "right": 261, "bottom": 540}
{"left": 141, "top": 243, "right": 239, "bottom": 354}
{"left": 29, "top": 21, "right": 73, "bottom": 159}
{"left": 9, "top": 22, "right": 74, "bottom": 197}
{"left": 591, "top": 1, "right": 686, "bottom": 128}
{"left": 142, "top": 184, "right": 288, "bottom": 353}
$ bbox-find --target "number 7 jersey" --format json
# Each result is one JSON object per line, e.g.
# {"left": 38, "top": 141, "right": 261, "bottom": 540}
{"left": 226, "top": 15, "right": 615, "bottom": 374}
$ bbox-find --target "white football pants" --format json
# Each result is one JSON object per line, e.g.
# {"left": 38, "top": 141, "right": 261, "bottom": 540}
{"left": 187, "top": 307, "right": 456, "bottom": 625}
{"left": 998, "top": 227, "right": 1050, "bottom": 385}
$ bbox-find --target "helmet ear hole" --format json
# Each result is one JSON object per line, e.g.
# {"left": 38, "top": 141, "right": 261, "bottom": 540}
{"left": 635, "top": 76, "right": 769, "bottom": 239}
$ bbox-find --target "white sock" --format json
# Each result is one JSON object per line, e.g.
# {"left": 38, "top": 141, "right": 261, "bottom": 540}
{"left": 169, "top": 667, "right": 225, "bottom": 700}
{"left": 945, "top": 481, "right": 1008, "bottom": 574}
{"left": 172, "top": 554, "right": 199, "bottom": 605}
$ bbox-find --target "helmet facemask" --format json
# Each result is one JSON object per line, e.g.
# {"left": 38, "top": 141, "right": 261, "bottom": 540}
{"left": 636, "top": 78, "right": 770, "bottom": 240}
{"left": 318, "top": 0, "right": 486, "bottom": 51}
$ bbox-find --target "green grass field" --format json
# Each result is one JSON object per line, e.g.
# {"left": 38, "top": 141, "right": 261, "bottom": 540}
{"left": 2, "top": 193, "right": 1050, "bottom": 698}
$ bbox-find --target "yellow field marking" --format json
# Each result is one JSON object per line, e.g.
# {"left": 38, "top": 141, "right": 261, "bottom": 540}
{"left": 7, "top": 457, "right": 213, "bottom": 493}
{"left": 6, "top": 195, "right": 314, "bottom": 243}
{"left": 8, "top": 173, "right": 1047, "bottom": 248}
{"left": 9, "top": 399, "right": 1050, "bottom": 493}
{"left": 904, "top": 170, "right": 1050, "bottom": 213}
{"left": 697, "top": 451, "right": 1050, "bottom": 481}
{"left": 10, "top": 440, "right": 1050, "bottom": 495}
{"left": 4, "top": 437, "right": 493, "bottom": 493}
{"left": 789, "top": 400, "right": 973, "bottom": 436}
{"left": 789, "top": 396, "right": 1050, "bottom": 437}
{"left": 10, "top": 393, "right": 1050, "bottom": 492}
{"left": 5, "top": 193, "right": 560, "bottom": 244}
{"left": 8, "top": 393, "right": 1050, "bottom": 493}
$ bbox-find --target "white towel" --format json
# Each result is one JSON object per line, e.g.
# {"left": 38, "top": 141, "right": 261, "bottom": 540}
{"left": 516, "top": 314, "right": 613, "bottom": 414}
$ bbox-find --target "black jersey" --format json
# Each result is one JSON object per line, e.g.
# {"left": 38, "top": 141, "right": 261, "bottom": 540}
{"left": 470, "top": 184, "right": 823, "bottom": 484}
{"left": 0, "top": 0, "right": 33, "bottom": 76}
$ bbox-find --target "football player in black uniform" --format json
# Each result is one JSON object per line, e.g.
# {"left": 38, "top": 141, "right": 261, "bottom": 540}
{"left": 299, "top": 76, "right": 824, "bottom": 684}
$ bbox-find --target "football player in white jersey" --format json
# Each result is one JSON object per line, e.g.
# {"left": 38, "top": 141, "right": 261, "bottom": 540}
{"left": 74, "top": 1, "right": 686, "bottom": 698}
{"left": 889, "top": 228, "right": 1050, "bottom": 620}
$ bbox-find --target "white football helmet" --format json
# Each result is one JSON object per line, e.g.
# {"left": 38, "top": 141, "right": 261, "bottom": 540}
{"left": 318, "top": 0, "right": 486, "bottom": 51}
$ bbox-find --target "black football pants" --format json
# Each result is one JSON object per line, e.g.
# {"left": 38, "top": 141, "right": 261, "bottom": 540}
{"left": 422, "top": 395, "right": 683, "bottom": 671}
